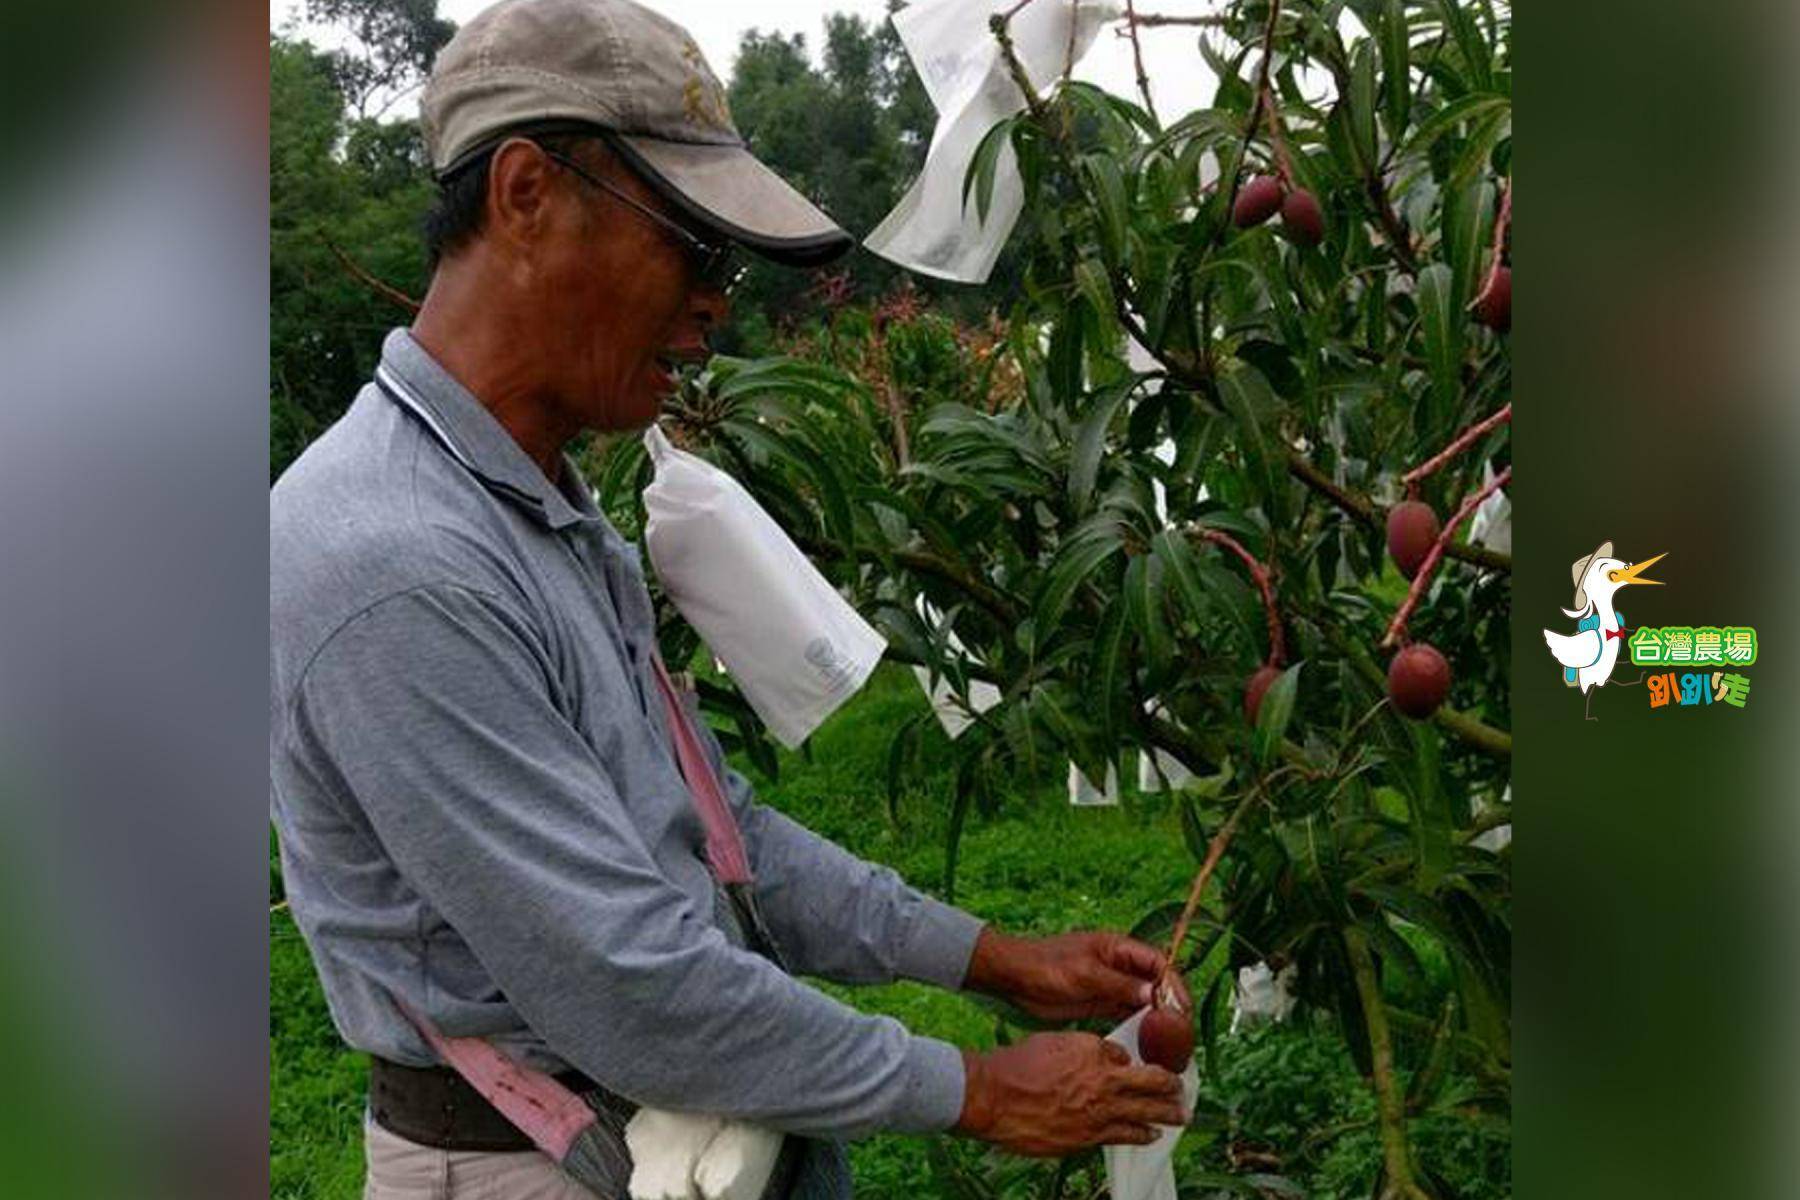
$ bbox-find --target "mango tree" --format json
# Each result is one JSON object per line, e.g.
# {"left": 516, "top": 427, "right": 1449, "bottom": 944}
{"left": 597, "top": 1, "right": 1511, "bottom": 1194}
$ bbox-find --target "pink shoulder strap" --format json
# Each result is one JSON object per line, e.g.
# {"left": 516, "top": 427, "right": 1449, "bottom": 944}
{"left": 396, "top": 652, "right": 759, "bottom": 1158}
{"left": 649, "top": 653, "right": 754, "bottom": 886}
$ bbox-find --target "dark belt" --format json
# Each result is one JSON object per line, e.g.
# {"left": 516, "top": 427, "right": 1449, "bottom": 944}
{"left": 368, "top": 1055, "right": 823, "bottom": 1198}
{"left": 368, "top": 1055, "right": 599, "bottom": 1153}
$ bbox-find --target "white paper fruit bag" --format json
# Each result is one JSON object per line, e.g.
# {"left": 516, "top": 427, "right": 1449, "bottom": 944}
{"left": 865, "top": 0, "right": 1122, "bottom": 283}
{"left": 642, "top": 426, "right": 884, "bottom": 747}
{"left": 1104, "top": 1009, "right": 1200, "bottom": 1200}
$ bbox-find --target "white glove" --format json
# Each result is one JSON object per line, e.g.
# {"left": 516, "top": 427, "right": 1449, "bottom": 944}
{"left": 626, "top": 1108, "right": 723, "bottom": 1200}
{"left": 625, "top": 1107, "right": 783, "bottom": 1200}
{"left": 693, "top": 1120, "right": 784, "bottom": 1200}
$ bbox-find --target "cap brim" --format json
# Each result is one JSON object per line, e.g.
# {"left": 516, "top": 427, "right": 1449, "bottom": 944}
{"left": 609, "top": 134, "right": 854, "bottom": 268}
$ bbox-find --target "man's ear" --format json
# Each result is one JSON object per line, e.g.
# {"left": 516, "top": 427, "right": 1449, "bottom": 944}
{"left": 485, "top": 138, "right": 559, "bottom": 252}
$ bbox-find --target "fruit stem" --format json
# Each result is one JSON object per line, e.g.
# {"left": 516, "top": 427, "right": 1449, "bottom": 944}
{"left": 1381, "top": 467, "right": 1512, "bottom": 648}
{"left": 1157, "top": 784, "right": 1262, "bottom": 996}
{"left": 1259, "top": 82, "right": 1297, "bottom": 186}
{"left": 1401, "top": 403, "right": 1512, "bottom": 491}
{"left": 1469, "top": 177, "right": 1512, "bottom": 314}
{"left": 1191, "top": 526, "right": 1285, "bottom": 665}
{"left": 1220, "top": 0, "right": 1284, "bottom": 234}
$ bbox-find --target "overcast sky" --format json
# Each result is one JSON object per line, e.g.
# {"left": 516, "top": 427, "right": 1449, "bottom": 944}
{"left": 270, "top": 0, "right": 1222, "bottom": 124}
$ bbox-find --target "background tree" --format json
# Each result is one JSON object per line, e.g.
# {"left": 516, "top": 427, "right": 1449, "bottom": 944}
{"left": 270, "top": 34, "right": 434, "bottom": 480}
{"left": 722, "top": 9, "right": 1021, "bottom": 353}
{"left": 303, "top": 0, "right": 455, "bottom": 119}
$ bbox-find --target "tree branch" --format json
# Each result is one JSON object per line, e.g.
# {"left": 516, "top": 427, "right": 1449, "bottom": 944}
{"left": 1345, "top": 926, "right": 1433, "bottom": 1200}
{"left": 1187, "top": 524, "right": 1285, "bottom": 665}
{"left": 1325, "top": 625, "right": 1512, "bottom": 759}
{"left": 795, "top": 532, "right": 1021, "bottom": 628}
{"left": 1124, "top": 12, "right": 1229, "bottom": 29}
{"left": 1470, "top": 177, "right": 1512, "bottom": 314}
{"left": 1121, "top": 0, "right": 1160, "bottom": 125}
{"left": 1403, "top": 404, "right": 1512, "bottom": 494}
{"left": 1157, "top": 784, "right": 1263, "bottom": 1000}
{"left": 1286, "top": 452, "right": 1512, "bottom": 573}
{"left": 1431, "top": 703, "right": 1512, "bottom": 758}
{"left": 1365, "top": 174, "right": 1420, "bottom": 276}
{"left": 1383, "top": 467, "right": 1511, "bottom": 648}
{"left": 322, "top": 236, "right": 420, "bottom": 313}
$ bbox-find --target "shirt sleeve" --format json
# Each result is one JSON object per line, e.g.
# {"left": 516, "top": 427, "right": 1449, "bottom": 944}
{"left": 694, "top": 722, "right": 984, "bottom": 991}
{"left": 287, "top": 582, "right": 965, "bottom": 1139}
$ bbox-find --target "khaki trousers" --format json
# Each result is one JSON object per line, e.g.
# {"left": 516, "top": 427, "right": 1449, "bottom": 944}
{"left": 363, "top": 1115, "right": 593, "bottom": 1200}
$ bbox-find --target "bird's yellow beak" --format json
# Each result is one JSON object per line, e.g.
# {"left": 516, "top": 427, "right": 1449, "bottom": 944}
{"left": 1608, "top": 553, "right": 1666, "bottom": 587}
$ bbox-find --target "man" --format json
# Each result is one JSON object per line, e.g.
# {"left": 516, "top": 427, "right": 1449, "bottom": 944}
{"left": 270, "top": 2, "right": 1187, "bottom": 1196}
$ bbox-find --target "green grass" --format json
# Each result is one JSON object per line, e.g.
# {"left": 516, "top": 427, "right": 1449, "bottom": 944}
{"left": 271, "top": 664, "right": 1507, "bottom": 1198}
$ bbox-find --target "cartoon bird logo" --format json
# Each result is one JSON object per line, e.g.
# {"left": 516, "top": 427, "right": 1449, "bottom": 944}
{"left": 1542, "top": 541, "right": 1665, "bottom": 720}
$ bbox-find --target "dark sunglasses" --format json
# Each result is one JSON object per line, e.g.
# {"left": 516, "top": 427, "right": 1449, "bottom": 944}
{"left": 538, "top": 146, "right": 745, "bottom": 293}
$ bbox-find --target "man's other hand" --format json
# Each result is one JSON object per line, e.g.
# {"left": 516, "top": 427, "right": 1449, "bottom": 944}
{"left": 967, "top": 927, "right": 1192, "bottom": 1023}
{"left": 953, "top": 1033, "right": 1187, "bottom": 1157}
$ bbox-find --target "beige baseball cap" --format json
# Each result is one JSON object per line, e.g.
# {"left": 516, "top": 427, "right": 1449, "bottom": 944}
{"left": 421, "top": 0, "right": 853, "bottom": 267}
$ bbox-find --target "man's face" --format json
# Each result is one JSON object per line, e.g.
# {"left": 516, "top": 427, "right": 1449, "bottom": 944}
{"left": 531, "top": 142, "right": 730, "bottom": 433}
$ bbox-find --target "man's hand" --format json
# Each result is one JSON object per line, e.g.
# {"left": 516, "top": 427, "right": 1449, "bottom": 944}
{"left": 966, "top": 927, "right": 1193, "bottom": 1023}
{"left": 954, "top": 1033, "right": 1187, "bottom": 1157}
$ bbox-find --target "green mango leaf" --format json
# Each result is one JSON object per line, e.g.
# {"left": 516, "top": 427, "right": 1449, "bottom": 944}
{"left": 871, "top": 600, "right": 937, "bottom": 669}
{"left": 1437, "top": 0, "right": 1494, "bottom": 90}
{"left": 1198, "top": 967, "right": 1230, "bottom": 1079}
{"left": 1401, "top": 92, "right": 1509, "bottom": 161}
{"left": 725, "top": 419, "right": 855, "bottom": 550}
{"left": 1089, "top": 596, "right": 1130, "bottom": 751}
{"left": 962, "top": 114, "right": 1017, "bottom": 226}
{"left": 1348, "top": 40, "right": 1380, "bottom": 173}
{"left": 734, "top": 707, "right": 780, "bottom": 782}
{"left": 1235, "top": 339, "right": 1303, "bottom": 400}
{"left": 885, "top": 712, "right": 927, "bottom": 825}
{"left": 1073, "top": 258, "right": 1119, "bottom": 341}
{"left": 1406, "top": 995, "right": 1459, "bottom": 1109}
{"left": 1082, "top": 154, "right": 1130, "bottom": 267}
{"left": 1046, "top": 309, "right": 1085, "bottom": 402}
{"left": 1449, "top": 105, "right": 1511, "bottom": 192}
{"left": 1068, "top": 379, "right": 1136, "bottom": 513}
{"left": 1409, "top": 720, "right": 1452, "bottom": 892}
{"left": 1124, "top": 550, "right": 1174, "bottom": 678}
{"left": 1033, "top": 527, "right": 1124, "bottom": 641}
{"left": 1178, "top": 794, "right": 1210, "bottom": 863}
{"left": 1443, "top": 177, "right": 1496, "bottom": 312}
{"left": 1379, "top": 0, "right": 1412, "bottom": 140}
{"left": 1217, "top": 366, "right": 1291, "bottom": 528}
{"left": 1253, "top": 662, "right": 1303, "bottom": 765}
{"left": 1325, "top": 932, "right": 1375, "bottom": 1077}
{"left": 1150, "top": 528, "right": 1207, "bottom": 631}
{"left": 942, "top": 751, "right": 979, "bottom": 901}
{"left": 1417, "top": 262, "right": 1461, "bottom": 425}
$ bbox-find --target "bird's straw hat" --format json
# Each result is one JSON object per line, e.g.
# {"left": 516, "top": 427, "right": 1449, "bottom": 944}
{"left": 1569, "top": 541, "right": 1613, "bottom": 610}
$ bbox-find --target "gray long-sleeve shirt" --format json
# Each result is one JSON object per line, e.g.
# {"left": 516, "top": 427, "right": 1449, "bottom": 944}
{"left": 269, "top": 328, "right": 983, "bottom": 1138}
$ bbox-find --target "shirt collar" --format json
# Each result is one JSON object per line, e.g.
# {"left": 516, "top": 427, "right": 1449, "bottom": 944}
{"left": 375, "top": 328, "right": 603, "bottom": 532}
